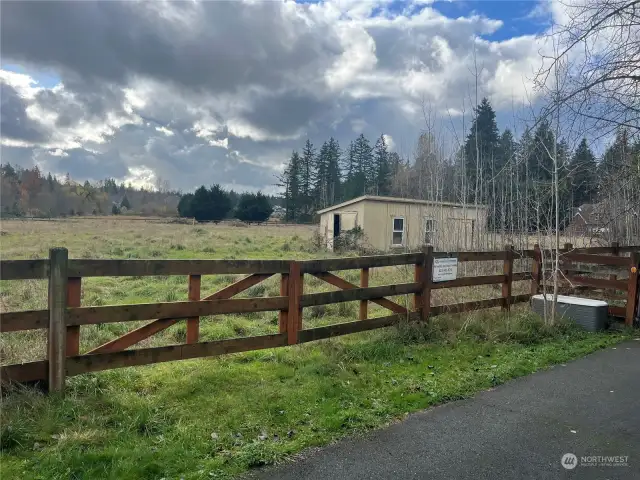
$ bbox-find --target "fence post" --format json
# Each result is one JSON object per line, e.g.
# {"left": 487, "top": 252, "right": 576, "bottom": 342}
{"left": 279, "top": 273, "right": 289, "bottom": 333}
{"left": 48, "top": 248, "right": 68, "bottom": 394}
{"left": 502, "top": 245, "right": 514, "bottom": 311}
{"left": 359, "top": 267, "right": 369, "bottom": 320}
{"left": 418, "top": 245, "right": 434, "bottom": 321}
{"left": 625, "top": 252, "right": 639, "bottom": 327}
{"left": 287, "top": 262, "right": 302, "bottom": 345}
{"left": 66, "top": 277, "right": 81, "bottom": 356}
{"left": 531, "top": 244, "right": 541, "bottom": 296}
{"left": 186, "top": 274, "right": 201, "bottom": 343}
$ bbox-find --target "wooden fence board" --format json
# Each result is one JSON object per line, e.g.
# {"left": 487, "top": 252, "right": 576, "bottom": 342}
{"left": 564, "top": 253, "right": 630, "bottom": 267}
{"left": 431, "top": 274, "right": 505, "bottom": 290}
{"left": 0, "top": 360, "right": 48, "bottom": 384}
{"left": 72, "top": 274, "right": 274, "bottom": 354}
{"left": 430, "top": 294, "right": 530, "bottom": 316}
{"left": 512, "top": 271, "right": 531, "bottom": 282}
{"left": 66, "top": 333, "right": 287, "bottom": 376}
{"left": 0, "top": 309, "right": 49, "bottom": 332}
{"left": 300, "top": 253, "right": 422, "bottom": 273}
{"left": 566, "top": 275, "right": 628, "bottom": 291}
{"left": 311, "top": 272, "right": 408, "bottom": 314}
{"left": 67, "top": 297, "right": 288, "bottom": 326}
{"left": 609, "top": 306, "right": 626, "bottom": 317}
{"left": 0, "top": 259, "right": 49, "bottom": 280}
{"left": 67, "top": 259, "right": 289, "bottom": 277}
{"left": 297, "top": 312, "right": 419, "bottom": 343}
{"left": 300, "top": 283, "right": 420, "bottom": 308}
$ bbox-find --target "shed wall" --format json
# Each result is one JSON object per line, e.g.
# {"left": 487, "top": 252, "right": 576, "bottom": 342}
{"left": 360, "top": 200, "right": 486, "bottom": 251}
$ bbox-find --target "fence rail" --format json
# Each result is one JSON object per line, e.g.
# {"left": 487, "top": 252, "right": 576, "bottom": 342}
{"left": 1, "top": 243, "right": 638, "bottom": 393}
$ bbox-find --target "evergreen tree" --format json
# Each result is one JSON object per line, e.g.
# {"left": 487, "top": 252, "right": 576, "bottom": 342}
{"left": 120, "top": 194, "right": 131, "bottom": 210}
{"left": 326, "top": 137, "right": 342, "bottom": 205}
{"left": 177, "top": 193, "right": 194, "bottom": 218}
{"left": 463, "top": 98, "right": 500, "bottom": 204}
{"left": 279, "top": 151, "right": 302, "bottom": 222}
{"left": 353, "top": 134, "right": 373, "bottom": 195}
{"left": 342, "top": 141, "right": 357, "bottom": 199}
{"left": 190, "top": 185, "right": 231, "bottom": 222}
{"left": 314, "top": 141, "right": 330, "bottom": 209}
{"left": 235, "top": 192, "right": 273, "bottom": 222}
{"left": 600, "top": 128, "right": 631, "bottom": 177}
{"left": 373, "top": 135, "right": 391, "bottom": 195}
{"left": 568, "top": 138, "right": 598, "bottom": 207}
{"left": 300, "top": 139, "right": 316, "bottom": 220}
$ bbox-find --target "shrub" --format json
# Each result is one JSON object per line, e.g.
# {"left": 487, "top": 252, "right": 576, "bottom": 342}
{"left": 181, "top": 185, "right": 232, "bottom": 222}
{"left": 333, "top": 226, "right": 366, "bottom": 252}
{"left": 234, "top": 192, "right": 273, "bottom": 223}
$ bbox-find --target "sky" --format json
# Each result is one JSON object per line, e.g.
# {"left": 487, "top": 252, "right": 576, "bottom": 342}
{"left": 0, "top": 0, "right": 557, "bottom": 193}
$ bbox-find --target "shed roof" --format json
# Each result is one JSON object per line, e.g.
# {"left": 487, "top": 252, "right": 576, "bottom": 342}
{"left": 317, "top": 195, "right": 487, "bottom": 215}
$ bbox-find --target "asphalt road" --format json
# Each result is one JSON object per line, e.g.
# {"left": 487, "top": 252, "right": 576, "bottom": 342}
{"left": 255, "top": 340, "right": 640, "bottom": 480}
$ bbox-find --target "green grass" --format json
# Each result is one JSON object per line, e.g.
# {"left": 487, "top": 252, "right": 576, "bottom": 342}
{"left": 1, "top": 312, "right": 634, "bottom": 480}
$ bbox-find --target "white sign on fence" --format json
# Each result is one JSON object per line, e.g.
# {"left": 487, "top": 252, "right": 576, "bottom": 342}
{"left": 432, "top": 257, "right": 458, "bottom": 282}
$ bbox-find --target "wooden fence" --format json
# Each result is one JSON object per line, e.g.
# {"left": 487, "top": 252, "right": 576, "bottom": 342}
{"left": 1, "top": 244, "right": 638, "bottom": 394}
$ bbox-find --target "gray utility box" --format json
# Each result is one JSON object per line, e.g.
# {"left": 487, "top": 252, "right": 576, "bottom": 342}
{"left": 531, "top": 294, "right": 609, "bottom": 331}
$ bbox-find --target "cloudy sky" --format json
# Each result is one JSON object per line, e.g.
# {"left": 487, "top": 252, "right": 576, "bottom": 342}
{"left": 0, "top": 0, "right": 557, "bottom": 193}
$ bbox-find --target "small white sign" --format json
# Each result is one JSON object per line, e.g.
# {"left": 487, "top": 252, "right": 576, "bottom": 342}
{"left": 433, "top": 257, "right": 458, "bottom": 282}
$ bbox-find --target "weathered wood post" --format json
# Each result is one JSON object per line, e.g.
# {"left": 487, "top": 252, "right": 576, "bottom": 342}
{"left": 530, "top": 244, "right": 542, "bottom": 296}
{"left": 279, "top": 273, "right": 289, "bottom": 334}
{"left": 66, "top": 277, "right": 82, "bottom": 356}
{"left": 502, "top": 245, "right": 514, "bottom": 311}
{"left": 625, "top": 252, "right": 639, "bottom": 327}
{"left": 186, "top": 274, "right": 201, "bottom": 343}
{"left": 359, "top": 267, "right": 369, "bottom": 320}
{"left": 417, "top": 245, "right": 434, "bottom": 321}
{"left": 287, "top": 262, "right": 302, "bottom": 345}
{"left": 48, "top": 248, "right": 68, "bottom": 394}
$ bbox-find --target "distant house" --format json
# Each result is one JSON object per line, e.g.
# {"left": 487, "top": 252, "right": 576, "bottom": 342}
{"left": 317, "top": 195, "right": 487, "bottom": 251}
{"left": 565, "top": 203, "right": 609, "bottom": 236}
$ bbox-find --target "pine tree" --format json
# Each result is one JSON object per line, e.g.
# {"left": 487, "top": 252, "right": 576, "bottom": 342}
{"left": 326, "top": 137, "right": 341, "bottom": 205}
{"left": 314, "top": 141, "right": 330, "bottom": 209}
{"left": 120, "top": 194, "right": 131, "bottom": 210}
{"left": 300, "top": 139, "right": 316, "bottom": 220}
{"left": 374, "top": 135, "right": 391, "bottom": 195}
{"left": 464, "top": 98, "right": 500, "bottom": 205}
{"left": 353, "top": 134, "right": 373, "bottom": 195}
{"left": 279, "top": 151, "right": 302, "bottom": 222}
{"left": 568, "top": 138, "right": 598, "bottom": 207}
{"left": 342, "top": 141, "right": 357, "bottom": 200}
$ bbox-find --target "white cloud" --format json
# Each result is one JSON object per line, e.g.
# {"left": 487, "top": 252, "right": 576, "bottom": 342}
{"left": 383, "top": 133, "right": 395, "bottom": 150}
{"left": 0, "top": 0, "right": 560, "bottom": 191}
{"left": 155, "top": 126, "right": 174, "bottom": 137}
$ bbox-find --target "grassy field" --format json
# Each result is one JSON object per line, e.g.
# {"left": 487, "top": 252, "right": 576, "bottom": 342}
{"left": 0, "top": 218, "right": 634, "bottom": 479}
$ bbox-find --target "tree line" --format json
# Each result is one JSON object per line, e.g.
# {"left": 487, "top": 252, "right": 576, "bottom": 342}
{"left": 0, "top": 165, "right": 281, "bottom": 222}
{"left": 278, "top": 98, "right": 639, "bottom": 244}
{"left": 0, "top": 165, "right": 181, "bottom": 218}
{"left": 278, "top": 134, "right": 398, "bottom": 222}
